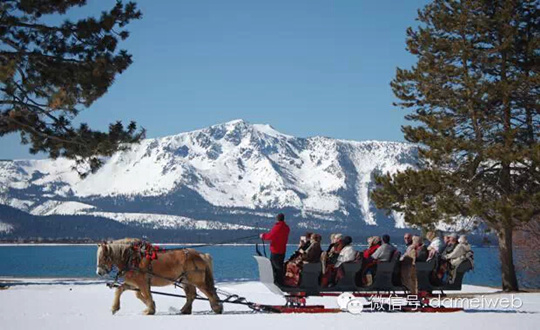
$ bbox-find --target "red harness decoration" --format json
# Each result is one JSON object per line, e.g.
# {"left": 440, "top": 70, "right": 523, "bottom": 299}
{"left": 130, "top": 241, "right": 165, "bottom": 266}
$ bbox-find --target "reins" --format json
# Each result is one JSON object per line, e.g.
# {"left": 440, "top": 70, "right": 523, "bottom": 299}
{"left": 160, "top": 234, "right": 260, "bottom": 251}
{"left": 107, "top": 233, "right": 260, "bottom": 281}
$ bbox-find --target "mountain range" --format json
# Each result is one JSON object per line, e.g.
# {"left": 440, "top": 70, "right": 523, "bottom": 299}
{"left": 0, "top": 119, "right": 420, "bottom": 241}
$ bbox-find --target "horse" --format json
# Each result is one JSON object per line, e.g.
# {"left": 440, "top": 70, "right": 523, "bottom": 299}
{"left": 96, "top": 238, "right": 223, "bottom": 315}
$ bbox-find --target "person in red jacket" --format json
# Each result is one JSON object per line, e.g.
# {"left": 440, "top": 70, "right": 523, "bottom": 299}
{"left": 363, "top": 236, "right": 381, "bottom": 259}
{"left": 260, "top": 213, "right": 290, "bottom": 285}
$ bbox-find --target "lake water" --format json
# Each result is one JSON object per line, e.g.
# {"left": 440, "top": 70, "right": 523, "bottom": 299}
{"left": 0, "top": 245, "right": 532, "bottom": 288}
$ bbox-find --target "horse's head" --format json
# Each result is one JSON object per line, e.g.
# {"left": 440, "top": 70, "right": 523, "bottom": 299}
{"left": 96, "top": 242, "right": 113, "bottom": 276}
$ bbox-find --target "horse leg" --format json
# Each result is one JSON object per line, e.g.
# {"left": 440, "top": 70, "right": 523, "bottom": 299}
{"left": 198, "top": 286, "right": 223, "bottom": 314}
{"left": 111, "top": 284, "right": 125, "bottom": 315}
{"left": 135, "top": 290, "right": 146, "bottom": 305}
{"left": 180, "top": 284, "right": 196, "bottom": 314}
{"left": 127, "top": 280, "right": 151, "bottom": 313}
{"left": 138, "top": 281, "right": 156, "bottom": 315}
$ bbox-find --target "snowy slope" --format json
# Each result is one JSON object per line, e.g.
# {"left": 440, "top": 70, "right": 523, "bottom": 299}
{"left": 0, "top": 221, "right": 13, "bottom": 233}
{"left": 0, "top": 120, "right": 417, "bottom": 231}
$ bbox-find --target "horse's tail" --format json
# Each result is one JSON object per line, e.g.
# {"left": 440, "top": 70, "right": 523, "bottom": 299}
{"left": 201, "top": 253, "right": 216, "bottom": 291}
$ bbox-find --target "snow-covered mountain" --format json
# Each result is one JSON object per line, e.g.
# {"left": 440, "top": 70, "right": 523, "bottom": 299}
{"left": 0, "top": 120, "right": 418, "bottom": 233}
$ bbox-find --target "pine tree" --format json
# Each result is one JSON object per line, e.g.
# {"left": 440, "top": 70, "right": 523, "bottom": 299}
{"left": 0, "top": 0, "right": 145, "bottom": 176}
{"left": 371, "top": 0, "right": 539, "bottom": 291}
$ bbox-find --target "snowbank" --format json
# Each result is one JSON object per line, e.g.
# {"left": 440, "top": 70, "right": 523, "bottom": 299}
{"left": 0, "top": 279, "right": 538, "bottom": 330}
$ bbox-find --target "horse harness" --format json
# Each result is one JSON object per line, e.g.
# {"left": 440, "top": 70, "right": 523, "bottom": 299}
{"left": 111, "top": 242, "right": 205, "bottom": 289}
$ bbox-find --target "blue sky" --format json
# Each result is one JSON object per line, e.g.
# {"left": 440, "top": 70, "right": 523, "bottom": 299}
{"left": 1, "top": 0, "right": 429, "bottom": 159}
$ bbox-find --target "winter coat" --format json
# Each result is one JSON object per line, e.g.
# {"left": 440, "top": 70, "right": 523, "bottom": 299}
{"left": 428, "top": 237, "right": 445, "bottom": 254}
{"left": 400, "top": 244, "right": 422, "bottom": 294}
{"left": 401, "top": 244, "right": 428, "bottom": 263}
{"left": 371, "top": 243, "right": 397, "bottom": 262}
{"left": 335, "top": 245, "right": 356, "bottom": 267}
{"left": 363, "top": 244, "right": 381, "bottom": 259}
{"left": 261, "top": 221, "right": 290, "bottom": 254}
{"left": 445, "top": 242, "right": 472, "bottom": 267}
{"left": 416, "top": 245, "right": 428, "bottom": 262}
{"left": 326, "top": 242, "right": 336, "bottom": 253}
{"left": 442, "top": 243, "right": 456, "bottom": 257}
{"left": 303, "top": 241, "right": 322, "bottom": 263}
{"left": 299, "top": 241, "right": 311, "bottom": 252}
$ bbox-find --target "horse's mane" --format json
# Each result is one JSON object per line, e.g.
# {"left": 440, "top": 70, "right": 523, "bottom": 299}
{"left": 105, "top": 238, "right": 142, "bottom": 264}
{"left": 111, "top": 238, "right": 141, "bottom": 245}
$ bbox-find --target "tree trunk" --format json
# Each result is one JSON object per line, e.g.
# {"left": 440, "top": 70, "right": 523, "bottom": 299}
{"left": 497, "top": 225, "right": 519, "bottom": 292}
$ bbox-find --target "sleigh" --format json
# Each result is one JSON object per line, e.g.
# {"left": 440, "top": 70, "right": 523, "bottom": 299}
{"left": 253, "top": 253, "right": 472, "bottom": 313}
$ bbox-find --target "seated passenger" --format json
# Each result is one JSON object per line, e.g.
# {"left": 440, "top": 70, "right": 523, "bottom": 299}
{"left": 283, "top": 233, "right": 323, "bottom": 287}
{"left": 288, "top": 232, "right": 312, "bottom": 262}
{"left": 335, "top": 236, "right": 355, "bottom": 267}
{"left": 363, "top": 236, "right": 381, "bottom": 259}
{"left": 326, "top": 233, "right": 340, "bottom": 253}
{"left": 436, "top": 233, "right": 458, "bottom": 281}
{"left": 404, "top": 233, "right": 413, "bottom": 249}
{"left": 321, "top": 236, "right": 355, "bottom": 287}
{"left": 283, "top": 261, "right": 301, "bottom": 287}
{"left": 442, "top": 235, "right": 474, "bottom": 283}
{"left": 299, "top": 232, "right": 313, "bottom": 251}
{"left": 400, "top": 235, "right": 426, "bottom": 294}
{"left": 371, "top": 234, "right": 397, "bottom": 262}
{"left": 443, "top": 235, "right": 472, "bottom": 266}
{"left": 416, "top": 236, "right": 428, "bottom": 262}
{"left": 402, "top": 235, "right": 427, "bottom": 261}
{"left": 441, "top": 233, "right": 458, "bottom": 258}
{"left": 426, "top": 231, "right": 444, "bottom": 260}
{"left": 359, "top": 235, "right": 394, "bottom": 286}
{"left": 443, "top": 234, "right": 450, "bottom": 246}
{"left": 302, "top": 234, "right": 322, "bottom": 263}
{"left": 321, "top": 233, "right": 342, "bottom": 272}
{"left": 328, "top": 233, "right": 342, "bottom": 257}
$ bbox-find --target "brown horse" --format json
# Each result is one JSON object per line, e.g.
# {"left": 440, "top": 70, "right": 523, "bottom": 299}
{"left": 96, "top": 238, "right": 223, "bottom": 315}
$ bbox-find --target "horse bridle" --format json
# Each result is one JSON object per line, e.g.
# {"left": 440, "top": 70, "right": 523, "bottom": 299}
{"left": 97, "top": 244, "right": 114, "bottom": 275}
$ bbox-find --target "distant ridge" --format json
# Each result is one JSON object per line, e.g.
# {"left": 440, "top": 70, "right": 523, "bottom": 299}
{"left": 0, "top": 120, "right": 418, "bottom": 234}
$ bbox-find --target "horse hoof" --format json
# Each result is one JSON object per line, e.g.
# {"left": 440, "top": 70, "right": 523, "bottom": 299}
{"left": 111, "top": 307, "right": 120, "bottom": 315}
{"left": 143, "top": 309, "right": 155, "bottom": 315}
{"left": 180, "top": 308, "right": 192, "bottom": 315}
{"left": 213, "top": 304, "right": 223, "bottom": 314}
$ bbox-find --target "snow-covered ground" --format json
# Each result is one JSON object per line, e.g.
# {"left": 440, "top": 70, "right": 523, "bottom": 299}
{"left": 0, "top": 279, "right": 538, "bottom": 330}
